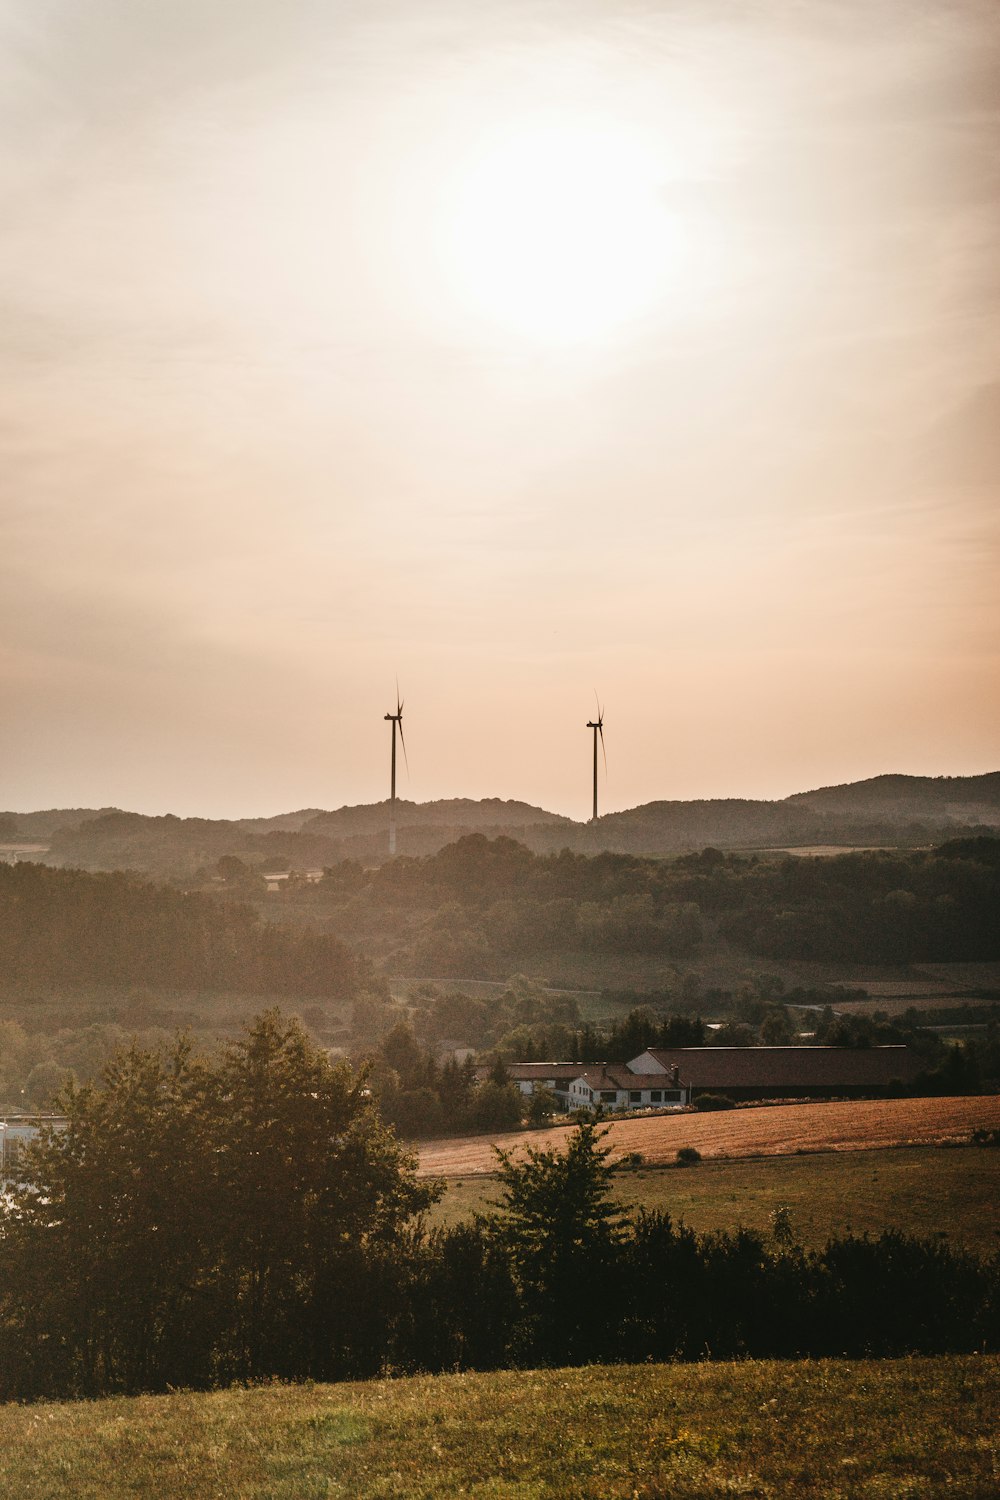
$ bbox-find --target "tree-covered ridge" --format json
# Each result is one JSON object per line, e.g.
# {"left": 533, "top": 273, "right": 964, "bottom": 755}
{"left": 314, "top": 836, "right": 705, "bottom": 975}
{"left": 0, "top": 862, "right": 377, "bottom": 998}
{"left": 7, "top": 771, "right": 999, "bottom": 878}
{"left": 718, "top": 837, "right": 1000, "bottom": 963}
{"left": 300, "top": 833, "right": 1000, "bottom": 975}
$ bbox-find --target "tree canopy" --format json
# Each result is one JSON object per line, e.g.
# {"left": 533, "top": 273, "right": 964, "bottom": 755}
{"left": 0, "top": 862, "right": 377, "bottom": 998}
{"left": 489, "top": 1122, "right": 627, "bottom": 1363}
{"left": 0, "top": 1013, "right": 437, "bottom": 1397}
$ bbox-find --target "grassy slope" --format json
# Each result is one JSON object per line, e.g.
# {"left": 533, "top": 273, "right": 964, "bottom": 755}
{"left": 432, "top": 1142, "right": 1000, "bottom": 1255}
{"left": 1, "top": 1359, "right": 996, "bottom": 1498}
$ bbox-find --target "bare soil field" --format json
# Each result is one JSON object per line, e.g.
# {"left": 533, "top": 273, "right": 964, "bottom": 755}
{"left": 415, "top": 1094, "right": 1000, "bottom": 1177}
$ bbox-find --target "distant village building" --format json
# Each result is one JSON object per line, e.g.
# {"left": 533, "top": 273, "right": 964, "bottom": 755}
{"left": 628, "top": 1045, "right": 923, "bottom": 1101}
{"left": 494, "top": 1045, "right": 922, "bottom": 1113}
{"left": 493, "top": 1061, "right": 689, "bottom": 1112}
{"left": 562, "top": 1066, "right": 687, "bottom": 1112}
{"left": 0, "top": 1115, "right": 67, "bottom": 1177}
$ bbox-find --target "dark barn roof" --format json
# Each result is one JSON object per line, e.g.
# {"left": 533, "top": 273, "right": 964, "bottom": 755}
{"left": 636, "top": 1046, "right": 922, "bottom": 1089}
{"left": 498, "top": 1062, "right": 589, "bottom": 1082}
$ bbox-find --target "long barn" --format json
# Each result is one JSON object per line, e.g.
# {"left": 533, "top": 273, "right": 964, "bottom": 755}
{"left": 628, "top": 1045, "right": 924, "bottom": 1101}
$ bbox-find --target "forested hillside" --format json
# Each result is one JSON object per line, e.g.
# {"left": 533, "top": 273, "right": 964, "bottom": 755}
{"left": 722, "top": 836, "right": 1000, "bottom": 963}
{"left": 5, "top": 772, "right": 998, "bottom": 877}
{"left": 0, "top": 862, "right": 377, "bottom": 999}
{"left": 271, "top": 833, "right": 1000, "bottom": 978}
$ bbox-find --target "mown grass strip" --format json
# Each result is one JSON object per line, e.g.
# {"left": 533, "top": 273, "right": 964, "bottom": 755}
{"left": 0, "top": 1357, "right": 996, "bottom": 1499}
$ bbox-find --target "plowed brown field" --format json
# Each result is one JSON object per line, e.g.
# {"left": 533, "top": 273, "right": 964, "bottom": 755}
{"left": 415, "top": 1095, "right": 1000, "bottom": 1177}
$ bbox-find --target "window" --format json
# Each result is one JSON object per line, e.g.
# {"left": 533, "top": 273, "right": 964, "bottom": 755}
{"left": 600, "top": 1091, "right": 617, "bottom": 1103}
{"left": 650, "top": 1090, "right": 662, "bottom": 1103}
{"left": 663, "top": 1089, "right": 681, "bottom": 1102}
{"left": 629, "top": 1092, "right": 641, "bottom": 1103}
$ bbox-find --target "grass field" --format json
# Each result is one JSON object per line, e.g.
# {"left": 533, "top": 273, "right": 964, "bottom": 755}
{"left": 431, "top": 1142, "right": 1000, "bottom": 1254}
{"left": 415, "top": 1094, "right": 1000, "bottom": 1178}
{"left": 0, "top": 1357, "right": 995, "bottom": 1498}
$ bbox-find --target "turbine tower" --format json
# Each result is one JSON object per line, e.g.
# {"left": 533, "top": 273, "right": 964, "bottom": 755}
{"left": 384, "top": 684, "right": 408, "bottom": 856}
{"left": 586, "top": 699, "right": 606, "bottom": 822}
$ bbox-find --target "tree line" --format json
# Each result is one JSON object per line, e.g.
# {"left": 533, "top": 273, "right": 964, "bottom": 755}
{"left": 1, "top": 1018, "right": 996, "bottom": 1402}
{"left": 718, "top": 837, "right": 1000, "bottom": 963}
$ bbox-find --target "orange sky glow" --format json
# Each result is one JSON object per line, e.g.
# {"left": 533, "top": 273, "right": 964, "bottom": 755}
{"left": 1, "top": 0, "right": 997, "bottom": 820}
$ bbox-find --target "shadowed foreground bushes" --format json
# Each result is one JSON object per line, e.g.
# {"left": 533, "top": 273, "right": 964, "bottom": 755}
{"left": 0, "top": 1024, "right": 997, "bottom": 1402}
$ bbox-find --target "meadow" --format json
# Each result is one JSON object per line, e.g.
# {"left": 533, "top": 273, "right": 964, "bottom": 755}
{"left": 0, "top": 1357, "right": 995, "bottom": 1498}
{"left": 432, "top": 1141, "right": 1000, "bottom": 1254}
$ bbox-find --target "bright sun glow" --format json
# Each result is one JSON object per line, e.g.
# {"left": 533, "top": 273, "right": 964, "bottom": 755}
{"left": 443, "top": 115, "right": 678, "bottom": 346}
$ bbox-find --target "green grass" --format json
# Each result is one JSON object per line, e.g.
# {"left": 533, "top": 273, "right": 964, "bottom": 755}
{"left": 431, "top": 1144, "right": 1000, "bottom": 1255}
{"left": 0, "top": 1358, "right": 995, "bottom": 1498}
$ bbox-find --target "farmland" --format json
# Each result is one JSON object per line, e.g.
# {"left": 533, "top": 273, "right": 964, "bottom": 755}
{"left": 416, "top": 1093, "right": 1000, "bottom": 1177}
{"left": 432, "top": 1141, "right": 1000, "bottom": 1253}
{"left": 0, "top": 1357, "right": 995, "bottom": 1499}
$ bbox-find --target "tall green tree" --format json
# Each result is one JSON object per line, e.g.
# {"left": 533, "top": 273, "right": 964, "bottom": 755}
{"left": 488, "top": 1122, "right": 626, "bottom": 1364}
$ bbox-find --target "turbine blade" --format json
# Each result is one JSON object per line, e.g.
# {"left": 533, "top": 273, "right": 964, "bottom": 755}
{"left": 599, "top": 723, "right": 607, "bottom": 775}
{"left": 398, "top": 717, "right": 410, "bottom": 776}
{"left": 396, "top": 675, "right": 402, "bottom": 717}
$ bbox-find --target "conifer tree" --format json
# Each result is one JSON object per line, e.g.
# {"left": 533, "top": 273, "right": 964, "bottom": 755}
{"left": 488, "top": 1122, "right": 626, "bottom": 1363}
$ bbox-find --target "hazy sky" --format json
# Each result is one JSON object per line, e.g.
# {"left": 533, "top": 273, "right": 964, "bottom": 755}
{"left": 2, "top": 0, "right": 998, "bottom": 820}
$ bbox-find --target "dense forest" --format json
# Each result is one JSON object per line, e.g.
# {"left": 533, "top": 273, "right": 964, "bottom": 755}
{"left": 264, "top": 833, "right": 1000, "bottom": 975}
{"left": 720, "top": 836, "right": 1000, "bottom": 963}
{"left": 0, "top": 862, "right": 378, "bottom": 1000}
{"left": 1, "top": 1019, "right": 996, "bottom": 1401}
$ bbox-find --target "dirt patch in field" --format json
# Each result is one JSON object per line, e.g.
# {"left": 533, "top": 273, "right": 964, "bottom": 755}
{"left": 415, "top": 1095, "right": 1000, "bottom": 1177}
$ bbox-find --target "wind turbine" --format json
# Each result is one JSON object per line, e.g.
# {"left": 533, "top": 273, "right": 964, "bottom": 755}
{"left": 384, "top": 683, "right": 408, "bottom": 856}
{"left": 586, "top": 698, "right": 607, "bottom": 822}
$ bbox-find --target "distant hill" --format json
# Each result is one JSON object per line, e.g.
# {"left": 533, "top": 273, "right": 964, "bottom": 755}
{"left": 304, "top": 797, "right": 570, "bottom": 836}
{"left": 0, "top": 807, "right": 119, "bottom": 837}
{"left": 585, "top": 775, "right": 1000, "bottom": 854}
{"left": 233, "top": 809, "right": 326, "bottom": 834}
{"left": 590, "top": 798, "right": 800, "bottom": 852}
{"left": 788, "top": 773, "right": 1000, "bottom": 821}
{"left": 9, "top": 772, "right": 999, "bottom": 875}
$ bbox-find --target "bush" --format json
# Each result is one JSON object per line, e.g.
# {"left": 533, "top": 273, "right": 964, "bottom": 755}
{"left": 676, "top": 1146, "right": 702, "bottom": 1165}
{"left": 694, "top": 1093, "right": 735, "bottom": 1112}
{"left": 618, "top": 1151, "right": 646, "bottom": 1170}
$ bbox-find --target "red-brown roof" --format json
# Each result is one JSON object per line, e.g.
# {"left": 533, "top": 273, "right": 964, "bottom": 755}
{"left": 500, "top": 1062, "right": 591, "bottom": 1082}
{"left": 604, "top": 1066, "right": 681, "bottom": 1092}
{"left": 634, "top": 1046, "right": 922, "bottom": 1088}
{"left": 564, "top": 1067, "right": 681, "bottom": 1094}
{"left": 564, "top": 1068, "right": 617, "bottom": 1090}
